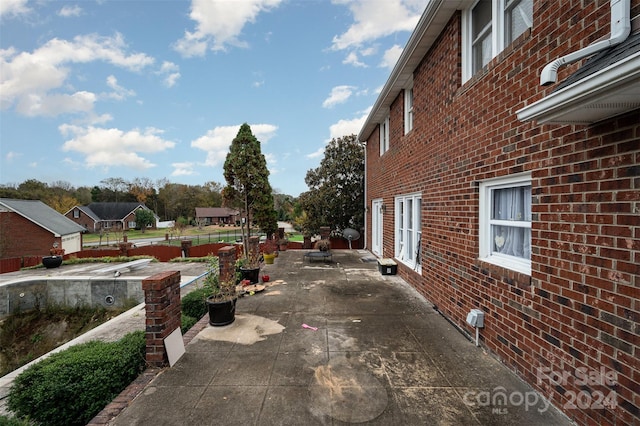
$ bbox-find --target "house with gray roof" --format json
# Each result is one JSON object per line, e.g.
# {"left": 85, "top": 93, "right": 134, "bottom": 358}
{"left": 0, "top": 198, "right": 86, "bottom": 258}
{"left": 65, "top": 202, "right": 158, "bottom": 233}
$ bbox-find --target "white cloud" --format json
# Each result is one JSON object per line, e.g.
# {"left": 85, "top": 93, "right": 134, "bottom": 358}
{"left": 157, "top": 61, "right": 181, "bottom": 87}
{"left": 380, "top": 44, "right": 403, "bottom": 69}
{"left": 322, "top": 85, "right": 355, "bottom": 108}
{"left": 104, "top": 75, "right": 136, "bottom": 100}
{"left": 331, "top": 0, "right": 426, "bottom": 50}
{"left": 1, "top": 33, "right": 154, "bottom": 116}
{"left": 0, "top": 0, "right": 30, "bottom": 18}
{"left": 171, "top": 162, "right": 197, "bottom": 176}
{"left": 17, "top": 91, "right": 96, "bottom": 116}
{"left": 342, "top": 52, "right": 366, "bottom": 68}
{"left": 173, "top": 0, "right": 284, "bottom": 57}
{"left": 191, "top": 123, "right": 278, "bottom": 167}
{"left": 306, "top": 108, "right": 370, "bottom": 159}
{"left": 59, "top": 124, "right": 176, "bottom": 170}
{"left": 5, "top": 151, "right": 21, "bottom": 161}
{"left": 328, "top": 107, "right": 370, "bottom": 140}
{"left": 58, "top": 5, "right": 82, "bottom": 18}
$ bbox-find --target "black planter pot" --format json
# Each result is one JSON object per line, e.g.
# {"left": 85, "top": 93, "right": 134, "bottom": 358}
{"left": 42, "top": 256, "right": 63, "bottom": 269}
{"left": 240, "top": 267, "right": 260, "bottom": 284}
{"left": 206, "top": 297, "right": 237, "bottom": 326}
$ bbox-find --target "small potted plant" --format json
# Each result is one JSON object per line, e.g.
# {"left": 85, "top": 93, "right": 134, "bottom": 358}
{"left": 42, "top": 243, "right": 65, "bottom": 268}
{"left": 238, "top": 242, "right": 261, "bottom": 284}
{"left": 203, "top": 256, "right": 238, "bottom": 326}
{"left": 278, "top": 236, "right": 289, "bottom": 251}
{"left": 262, "top": 238, "right": 277, "bottom": 264}
{"left": 314, "top": 239, "right": 331, "bottom": 252}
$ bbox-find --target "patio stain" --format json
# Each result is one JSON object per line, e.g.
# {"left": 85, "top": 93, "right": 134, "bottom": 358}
{"left": 310, "top": 359, "right": 388, "bottom": 423}
{"left": 194, "top": 314, "right": 284, "bottom": 345}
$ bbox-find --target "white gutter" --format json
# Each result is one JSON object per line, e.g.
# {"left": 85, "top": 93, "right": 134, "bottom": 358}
{"left": 517, "top": 50, "right": 640, "bottom": 123}
{"left": 540, "top": 0, "right": 631, "bottom": 85}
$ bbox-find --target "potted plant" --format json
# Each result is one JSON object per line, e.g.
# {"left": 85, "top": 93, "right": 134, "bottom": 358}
{"left": 315, "top": 239, "right": 331, "bottom": 252}
{"left": 278, "top": 237, "right": 289, "bottom": 251}
{"left": 237, "top": 242, "right": 261, "bottom": 284}
{"left": 203, "top": 256, "right": 238, "bottom": 326}
{"left": 262, "top": 238, "right": 277, "bottom": 264}
{"left": 42, "top": 244, "right": 65, "bottom": 268}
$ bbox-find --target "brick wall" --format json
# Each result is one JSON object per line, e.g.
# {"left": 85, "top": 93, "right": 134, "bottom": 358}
{"left": 0, "top": 212, "right": 58, "bottom": 257}
{"left": 364, "top": 2, "right": 639, "bottom": 425}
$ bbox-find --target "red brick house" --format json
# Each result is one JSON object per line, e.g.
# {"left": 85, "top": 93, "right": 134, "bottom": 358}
{"left": 359, "top": 1, "right": 639, "bottom": 425}
{"left": 195, "top": 207, "right": 239, "bottom": 225}
{"left": 0, "top": 198, "right": 85, "bottom": 258}
{"left": 65, "top": 202, "right": 158, "bottom": 233}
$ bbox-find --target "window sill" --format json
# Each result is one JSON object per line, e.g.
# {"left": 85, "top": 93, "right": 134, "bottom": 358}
{"left": 478, "top": 254, "right": 531, "bottom": 276}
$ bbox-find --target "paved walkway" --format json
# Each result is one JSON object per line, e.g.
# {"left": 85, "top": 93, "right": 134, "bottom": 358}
{"left": 108, "top": 250, "right": 572, "bottom": 426}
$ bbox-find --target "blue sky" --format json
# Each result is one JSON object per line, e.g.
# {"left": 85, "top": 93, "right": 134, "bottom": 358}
{"left": 1, "top": 0, "right": 427, "bottom": 196}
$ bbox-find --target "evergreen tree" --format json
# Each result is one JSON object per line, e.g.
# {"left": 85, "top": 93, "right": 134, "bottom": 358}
{"left": 223, "top": 123, "right": 277, "bottom": 255}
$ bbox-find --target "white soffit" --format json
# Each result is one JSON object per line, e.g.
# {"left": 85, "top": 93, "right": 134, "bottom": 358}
{"left": 517, "top": 51, "right": 640, "bottom": 124}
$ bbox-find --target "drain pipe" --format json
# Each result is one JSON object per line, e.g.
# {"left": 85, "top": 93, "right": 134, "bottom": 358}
{"left": 540, "top": 0, "right": 631, "bottom": 86}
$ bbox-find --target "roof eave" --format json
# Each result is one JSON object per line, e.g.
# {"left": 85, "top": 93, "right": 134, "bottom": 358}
{"left": 358, "top": 0, "right": 473, "bottom": 142}
{"left": 517, "top": 51, "right": 640, "bottom": 124}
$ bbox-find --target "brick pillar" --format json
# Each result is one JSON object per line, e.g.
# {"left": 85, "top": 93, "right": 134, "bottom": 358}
{"left": 142, "top": 271, "right": 181, "bottom": 367}
{"left": 303, "top": 236, "right": 312, "bottom": 249}
{"left": 181, "top": 240, "right": 192, "bottom": 257}
{"left": 320, "top": 226, "right": 330, "bottom": 240}
{"left": 278, "top": 227, "right": 285, "bottom": 239}
{"left": 218, "top": 246, "right": 237, "bottom": 284}
{"left": 118, "top": 242, "right": 131, "bottom": 256}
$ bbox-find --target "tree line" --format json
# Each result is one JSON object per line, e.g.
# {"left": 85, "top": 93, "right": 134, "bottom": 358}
{"left": 0, "top": 133, "right": 365, "bottom": 235}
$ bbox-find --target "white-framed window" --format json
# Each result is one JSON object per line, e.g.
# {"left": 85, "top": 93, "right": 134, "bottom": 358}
{"left": 462, "top": 0, "right": 533, "bottom": 81}
{"left": 73, "top": 209, "right": 80, "bottom": 218}
{"left": 128, "top": 221, "right": 137, "bottom": 229}
{"left": 479, "top": 173, "right": 532, "bottom": 275}
{"left": 379, "top": 115, "right": 390, "bottom": 155}
{"left": 395, "top": 193, "right": 422, "bottom": 271}
{"left": 404, "top": 87, "right": 413, "bottom": 134}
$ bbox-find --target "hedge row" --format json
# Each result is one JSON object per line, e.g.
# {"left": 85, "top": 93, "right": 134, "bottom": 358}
{"left": 7, "top": 331, "right": 145, "bottom": 426}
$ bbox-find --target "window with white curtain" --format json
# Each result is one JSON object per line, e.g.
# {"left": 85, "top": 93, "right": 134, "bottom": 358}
{"left": 380, "top": 115, "right": 389, "bottom": 155}
{"left": 395, "top": 193, "right": 422, "bottom": 271}
{"left": 463, "top": 0, "right": 533, "bottom": 81}
{"left": 479, "top": 173, "right": 531, "bottom": 274}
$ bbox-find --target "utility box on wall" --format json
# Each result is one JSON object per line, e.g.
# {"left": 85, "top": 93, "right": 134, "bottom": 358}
{"left": 377, "top": 258, "right": 397, "bottom": 275}
{"left": 466, "top": 309, "right": 485, "bottom": 328}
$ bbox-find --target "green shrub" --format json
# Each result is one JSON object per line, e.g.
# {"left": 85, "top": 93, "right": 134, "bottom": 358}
{"left": 181, "top": 287, "right": 209, "bottom": 319}
{"left": 0, "top": 415, "right": 32, "bottom": 426}
{"left": 7, "top": 331, "right": 146, "bottom": 426}
{"left": 181, "top": 314, "right": 198, "bottom": 334}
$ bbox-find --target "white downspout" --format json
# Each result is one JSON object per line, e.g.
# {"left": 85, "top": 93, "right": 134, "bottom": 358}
{"left": 361, "top": 140, "right": 368, "bottom": 250}
{"left": 540, "top": 0, "right": 631, "bottom": 86}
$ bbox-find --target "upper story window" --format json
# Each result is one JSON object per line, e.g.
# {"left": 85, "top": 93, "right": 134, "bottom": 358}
{"left": 479, "top": 173, "right": 532, "bottom": 275}
{"left": 379, "top": 115, "right": 390, "bottom": 155}
{"left": 404, "top": 87, "right": 413, "bottom": 134}
{"left": 73, "top": 209, "right": 80, "bottom": 218}
{"left": 463, "top": 0, "right": 533, "bottom": 81}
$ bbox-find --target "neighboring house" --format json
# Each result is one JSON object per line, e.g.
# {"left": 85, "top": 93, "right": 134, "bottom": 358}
{"left": 195, "top": 207, "right": 239, "bottom": 225}
{"left": 0, "top": 198, "right": 85, "bottom": 258}
{"left": 359, "top": 1, "right": 638, "bottom": 425}
{"left": 65, "top": 202, "right": 158, "bottom": 233}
